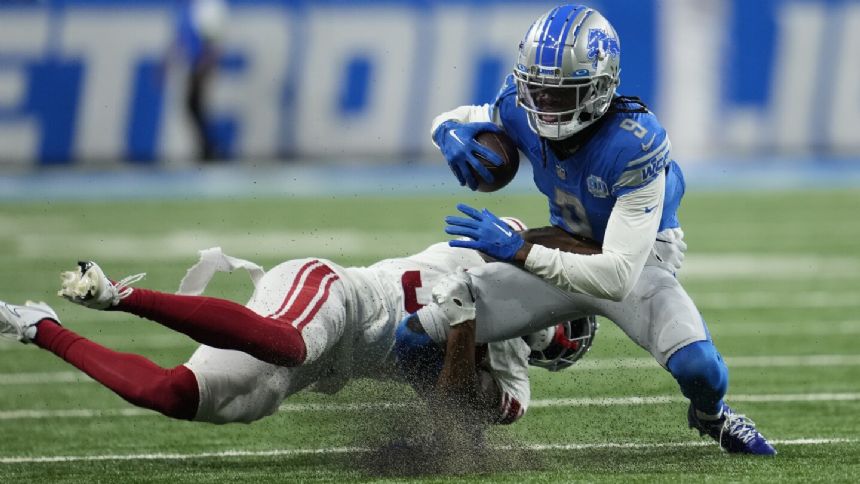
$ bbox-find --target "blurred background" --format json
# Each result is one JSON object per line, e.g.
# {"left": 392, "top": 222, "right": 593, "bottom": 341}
{"left": 1, "top": 0, "right": 860, "bottom": 191}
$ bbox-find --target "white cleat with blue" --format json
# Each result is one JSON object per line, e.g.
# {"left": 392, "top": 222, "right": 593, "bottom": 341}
{"left": 0, "top": 300, "right": 59, "bottom": 344}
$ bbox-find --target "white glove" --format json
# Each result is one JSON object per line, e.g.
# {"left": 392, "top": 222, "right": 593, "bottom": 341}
{"left": 653, "top": 228, "right": 687, "bottom": 273}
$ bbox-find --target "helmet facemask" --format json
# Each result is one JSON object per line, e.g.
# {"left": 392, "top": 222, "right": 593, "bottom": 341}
{"left": 523, "top": 317, "right": 599, "bottom": 372}
{"left": 514, "top": 68, "right": 618, "bottom": 140}
{"left": 514, "top": 6, "right": 621, "bottom": 140}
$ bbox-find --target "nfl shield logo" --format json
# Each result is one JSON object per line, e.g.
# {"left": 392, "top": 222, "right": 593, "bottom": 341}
{"left": 587, "top": 175, "right": 609, "bottom": 198}
{"left": 555, "top": 162, "right": 567, "bottom": 180}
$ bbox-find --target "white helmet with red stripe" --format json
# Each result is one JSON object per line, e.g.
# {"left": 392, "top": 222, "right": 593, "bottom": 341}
{"left": 499, "top": 216, "right": 528, "bottom": 232}
{"left": 523, "top": 316, "right": 598, "bottom": 371}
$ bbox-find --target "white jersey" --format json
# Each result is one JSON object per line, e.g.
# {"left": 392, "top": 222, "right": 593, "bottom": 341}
{"left": 343, "top": 242, "right": 531, "bottom": 423}
{"left": 182, "top": 245, "right": 531, "bottom": 425}
{"left": 344, "top": 243, "right": 484, "bottom": 367}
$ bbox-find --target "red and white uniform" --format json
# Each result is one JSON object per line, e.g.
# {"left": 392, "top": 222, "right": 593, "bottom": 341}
{"left": 182, "top": 245, "right": 530, "bottom": 425}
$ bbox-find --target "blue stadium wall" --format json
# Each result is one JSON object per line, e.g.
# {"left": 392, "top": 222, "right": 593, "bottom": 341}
{"left": 1, "top": 0, "right": 859, "bottom": 165}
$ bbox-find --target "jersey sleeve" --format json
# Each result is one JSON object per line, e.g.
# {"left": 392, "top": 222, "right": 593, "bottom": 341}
{"left": 611, "top": 124, "right": 671, "bottom": 197}
{"left": 484, "top": 338, "right": 531, "bottom": 425}
{"left": 524, "top": 172, "right": 665, "bottom": 301}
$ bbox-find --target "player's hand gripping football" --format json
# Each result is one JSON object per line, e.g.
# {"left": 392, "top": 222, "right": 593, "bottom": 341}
{"left": 446, "top": 204, "right": 524, "bottom": 261}
{"left": 433, "top": 120, "right": 504, "bottom": 190}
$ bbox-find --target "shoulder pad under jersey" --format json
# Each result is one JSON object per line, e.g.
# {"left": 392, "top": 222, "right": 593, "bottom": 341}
{"left": 600, "top": 110, "right": 671, "bottom": 197}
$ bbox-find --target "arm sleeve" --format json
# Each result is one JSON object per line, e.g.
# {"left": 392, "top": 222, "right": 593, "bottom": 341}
{"left": 485, "top": 339, "right": 531, "bottom": 425}
{"left": 523, "top": 172, "right": 665, "bottom": 301}
{"left": 429, "top": 104, "right": 497, "bottom": 147}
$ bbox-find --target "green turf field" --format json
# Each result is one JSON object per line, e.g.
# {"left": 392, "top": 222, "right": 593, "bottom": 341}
{"left": 1, "top": 190, "right": 859, "bottom": 482}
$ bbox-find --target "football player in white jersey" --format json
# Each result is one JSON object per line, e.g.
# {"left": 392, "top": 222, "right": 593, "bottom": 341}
{"left": 425, "top": 4, "right": 775, "bottom": 454}
{"left": 0, "top": 219, "right": 592, "bottom": 428}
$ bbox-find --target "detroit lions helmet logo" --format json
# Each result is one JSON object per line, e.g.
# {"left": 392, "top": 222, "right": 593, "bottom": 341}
{"left": 587, "top": 28, "right": 620, "bottom": 69}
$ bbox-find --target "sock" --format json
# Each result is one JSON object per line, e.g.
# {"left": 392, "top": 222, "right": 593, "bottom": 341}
{"left": 667, "top": 340, "right": 728, "bottom": 417}
{"left": 33, "top": 320, "right": 199, "bottom": 420}
{"left": 696, "top": 407, "right": 724, "bottom": 421}
{"left": 116, "top": 288, "right": 306, "bottom": 367}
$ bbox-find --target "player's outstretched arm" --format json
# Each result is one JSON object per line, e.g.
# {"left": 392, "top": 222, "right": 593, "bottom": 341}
{"left": 432, "top": 319, "right": 501, "bottom": 426}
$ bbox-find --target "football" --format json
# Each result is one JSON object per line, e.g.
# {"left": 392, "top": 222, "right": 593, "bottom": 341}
{"left": 471, "top": 130, "right": 520, "bottom": 192}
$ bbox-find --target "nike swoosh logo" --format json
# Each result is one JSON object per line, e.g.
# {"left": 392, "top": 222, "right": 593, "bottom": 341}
{"left": 450, "top": 129, "right": 466, "bottom": 146}
{"left": 492, "top": 222, "right": 513, "bottom": 237}
{"left": 641, "top": 134, "right": 656, "bottom": 152}
{"left": 644, "top": 205, "right": 658, "bottom": 214}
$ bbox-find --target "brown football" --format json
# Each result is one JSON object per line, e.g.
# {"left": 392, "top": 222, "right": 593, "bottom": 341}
{"left": 471, "top": 131, "right": 520, "bottom": 192}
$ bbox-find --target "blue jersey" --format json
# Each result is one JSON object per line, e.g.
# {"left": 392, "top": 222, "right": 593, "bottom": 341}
{"left": 491, "top": 75, "right": 685, "bottom": 243}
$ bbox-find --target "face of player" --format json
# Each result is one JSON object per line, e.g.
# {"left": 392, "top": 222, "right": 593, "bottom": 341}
{"left": 519, "top": 81, "right": 594, "bottom": 124}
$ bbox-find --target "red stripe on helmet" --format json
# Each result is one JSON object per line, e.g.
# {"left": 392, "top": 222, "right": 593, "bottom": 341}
{"left": 555, "top": 323, "right": 581, "bottom": 351}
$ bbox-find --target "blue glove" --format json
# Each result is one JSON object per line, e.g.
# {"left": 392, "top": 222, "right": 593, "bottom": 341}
{"left": 432, "top": 120, "right": 504, "bottom": 191}
{"left": 445, "top": 204, "right": 525, "bottom": 261}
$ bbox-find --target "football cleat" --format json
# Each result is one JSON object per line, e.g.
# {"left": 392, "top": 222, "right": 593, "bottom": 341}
{"left": 0, "top": 300, "right": 60, "bottom": 344}
{"left": 688, "top": 403, "right": 777, "bottom": 455}
{"left": 58, "top": 261, "right": 145, "bottom": 310}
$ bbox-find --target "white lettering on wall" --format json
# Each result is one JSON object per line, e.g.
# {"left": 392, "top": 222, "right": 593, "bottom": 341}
{"left": 0, "top": 11, "right": 48, "bottom": 163}
{"left": 61, "top": 9, "right": 170, "bottom": 160}
{"left": 828, "top": 4, "right": 860, "bottom": 153}
{"left": 769, "top": 2, "right": 827, "bottom": 154}
{"left": 294, "top": 7, "right": 418, "bottom": 156}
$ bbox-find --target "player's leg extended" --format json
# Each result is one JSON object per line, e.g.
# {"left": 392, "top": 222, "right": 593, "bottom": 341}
{"left": 597, "top": 265, "right": 775, "bottom": 454}
{"left": 416, "top": 262, "right": 595, "bottom": 344}
{"left": 0, "top": 301, "right": 198, "bottom": 420}
{"left": 58, "top": 260, "right": 332, "bottom": 367}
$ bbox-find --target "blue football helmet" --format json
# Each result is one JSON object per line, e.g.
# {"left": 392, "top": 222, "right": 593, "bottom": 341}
{"left": 514, "top": 5, "right": 621, "bottom": 139}
{"left": 523, "top": 316, "right": 598, "bottom": 372}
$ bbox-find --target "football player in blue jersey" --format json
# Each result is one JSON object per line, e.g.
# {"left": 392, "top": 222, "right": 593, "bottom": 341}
{"left": 424, "top": 4, "right": 776, "bottom": 455}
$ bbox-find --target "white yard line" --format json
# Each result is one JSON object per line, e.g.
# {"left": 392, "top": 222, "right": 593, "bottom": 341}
{"left": 694, "top": 291, "right": 860, "bottom": 309}
{"left": 7, "top": 228, "right": 860, "bottom": 280}
{"left": 680, "top": 254, "right": 860, "bottom": 280}
{"left": 707, "top": 320, "right": 860, "bottom": 336}
{"left": 575, "top": 354, "right": 860, "bottom": 370}
{"left": 0, "top": 438, "right": 856, "bottom": 464}
{"left": 2, "top": 392, "right": 859, "bottom": 421}
{"left": 5, "top": 320, "right": 859, "bottom": 356}
{"left": 13, "top": 231, "right": 434, "bottom": 261}
{"left": 0, "top": 371, "right": 91, "bottom": 384}
{"left": 3, "top": 320, "right": 858, "bottom": 357}
{"left": 2, "top": 354, "right": 859, "bottom": 386}
{"left": 529, "top": 392, "right": 860, "bottom": 408}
